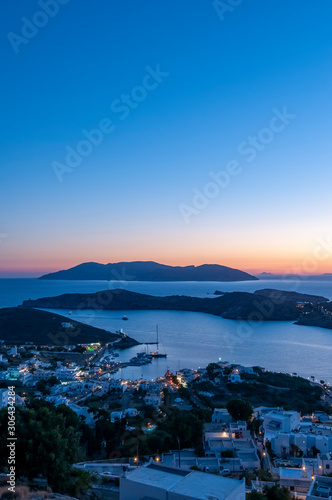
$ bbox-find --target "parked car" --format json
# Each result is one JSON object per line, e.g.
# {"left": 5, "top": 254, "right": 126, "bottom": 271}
{"left": 220, "top": 469, "right": 231, "bottom": 476}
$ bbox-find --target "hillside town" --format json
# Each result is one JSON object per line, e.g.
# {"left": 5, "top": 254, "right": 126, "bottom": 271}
{"left": 1, "top": 337, "right": 332, "bottom": 500}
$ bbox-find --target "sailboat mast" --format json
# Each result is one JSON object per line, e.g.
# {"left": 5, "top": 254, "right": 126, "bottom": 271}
{"left": 156, "top": 325, "right": 159, "bottom": 352}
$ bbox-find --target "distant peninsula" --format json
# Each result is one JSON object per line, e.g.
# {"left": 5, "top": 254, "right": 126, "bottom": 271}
{"left": 39, "top": 261, "right": 258, "bottom": 282}
{"left": 256, "top": 272, "right": 332, "bottom": 280}
{"left": 22, "top": 288, "right": 332, "bottom": 328}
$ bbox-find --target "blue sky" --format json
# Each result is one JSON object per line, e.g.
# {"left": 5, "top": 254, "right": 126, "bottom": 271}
{"left": 1, "top": 0, "right": 332, "bottom": 276}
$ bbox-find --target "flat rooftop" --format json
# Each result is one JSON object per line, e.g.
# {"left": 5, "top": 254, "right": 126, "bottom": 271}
{"left": 280, "top": 468, "right": 309, "bottom": 479}
{"left": 237, "top": 451, "right": 258, "bottom": 461}
{"left": 124, "top": 464, "right": 244, "bottom": 499}
{"left": 124, "top": 465, "right": 188, "bottom": 491}
{"left": 234, "top": 440, "right": 254, "bottom": 450}
{"left": 170, "top": 471, "right": 243, "bottom": 499}
{"left": 309, "top": 476, "right": 332, "bottom": 499}
{"left": 147, "top": 463, "right": 189, "bottom": 476}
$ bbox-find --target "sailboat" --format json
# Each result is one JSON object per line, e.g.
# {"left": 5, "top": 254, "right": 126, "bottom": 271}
{"left": 150, "top": 325, "right": 167, "bottom": 358}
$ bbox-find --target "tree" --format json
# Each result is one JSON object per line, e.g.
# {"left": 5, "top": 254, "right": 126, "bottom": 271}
{"left": 248, "top": 417, "right": 263, "bottom": 435}
{"left": 36, "top": 380, "right": 50, "bottom": 395}
{"left": 36, "top": 376, "right": 60, "bottom": 395}
{"left": 73, "top": 345, "right": 86, "bottom": 353}
{"left": 141, "top": 404, "right": 157, "bottom": 419}
{"left": 69, "top": 468, "right": 93, "bottom": 496}
{"left": 241, "top": 469, "right": 273, "bottom": 487}
{"left": 264, "top": 485, "right": 292, "bottom": 500}
{"left": 247, "top": 488, "right": 292, "bottom": 500}
{"left": 47, "top": 376, "right": 60, "bottom": 386}
{"left": 206, "top": 363, "right": 221, "bottom": 379}
{"left": 178, "top": 386, "right": 191, "bottom": 401}
{"left": 310, "top": 446, "right": 320, "bottom": 458}
{"left": 158, "top": 410, "right": 204, "bottom": 450}
{"left": 190, "top": 465, "right": 202, "bottom": 471}
{"left": 227, "top": 398, "right": 253, "bottom": 422}
{"left": 162, "top": 388, "right": 170, "bottom": 407}
{"left": 0, "top": 400, "right": 84, "bottom": 493}
{"left": 290, "top": 443, "right": 303, "bottom": 458}
{"left": 246, "top": 491, "right": 266, "bottom": 500}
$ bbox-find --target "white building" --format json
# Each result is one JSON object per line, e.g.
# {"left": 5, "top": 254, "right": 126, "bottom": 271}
{"left": 270, "top": 432, "right": 332, "bottom": 457}
{"left": 307, "top": 475, "right": 332, "bottom": 500}
{"left": 46, "top": 395, "right": 69, "bottom": 406}
{"left": 240, "top": 366, "right": 255, "bottom": 374}
{"left": 68, "top": 403, "right": 95, "bottom": 427}
{"left": 313, "top": 411, "right": 330, "bottom": 423}
{"left": 111, "top": 411, "right": 124, "bottom": 423}
{"left": 33, "top": 369, "right": 56, "bottom": 380}
{"left": 36, "top": 361, "right": 52, "bottom": 368}
{"left": 21, "top": 371, "right": 33, "bottom": 386}
{"left": 279, "top": 467, "right": 313, "bottom": 496}
{"left": 230, "top": 422, "right": 247, "bottom": 434}
{"left": 109, "top": 379, "right": 127, "bottom": 392}
{"left": 228, "top": 373, "right": 242, "bottom": 383}
{"left": 124, "top": 408, "right": 140, "bottom": 418}
{"left": 120, "top": 462, "right": 245, "bottom": 500}
{"left": 145, "top": 391, "right": 162, "bottom": 407}
{"left": 317, "top": 453, "right": 332, "bottom": 475}
{"left": 212, "top": 408, "right": 232, "bottom": 425}
{"left": 263, "top": 409, "right": 300, "bottom": 433}
{"left": 139, "top": 381, "right": 161, "bottom": 392}
{"left": 55, "top": 364, "right": 78, "bottom": 381}
{"left": 176, "top": 369, "right": 198, "bottom": 386}
{"left": 204, "top": 429, "right": 260, "bottom": 471}
{"left": 7, "top": 346, "right": 17, "bottom": 356}
{"left": 111, "top": 408, "right": 140, "bottom": 422}
{"left": 254, "top": 406, "right": 281, "bottom": 418}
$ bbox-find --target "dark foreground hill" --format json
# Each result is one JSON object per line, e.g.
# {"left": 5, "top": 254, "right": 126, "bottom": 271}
{"left": 0, "top": 307, "right": 139, "bottom": 346}
{"left": 39, "top": 261, "right": 258, "bottom": 282}
{"left": 22, "top": 288, "right": 330, "bottom": 324}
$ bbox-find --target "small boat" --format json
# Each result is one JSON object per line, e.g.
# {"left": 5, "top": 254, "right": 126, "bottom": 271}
{"left": 150, "top": 326, "right": 167, "bottom": 358}
{"left": 150, "top": 352, "right": 167, "bottom": 358}
{"left": 122, "top": 315, "right": 128, "bottom": 320}
{"left": 129, "top": 352, "right": 152, "bottom": 365}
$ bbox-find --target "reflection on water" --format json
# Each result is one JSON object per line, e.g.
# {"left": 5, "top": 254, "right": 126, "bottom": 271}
{"left": 1, "top": 278, "right": 331, "bottom": 382}
{"left": 46, "top": 308, "right": 332, "bottom": 383}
